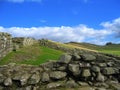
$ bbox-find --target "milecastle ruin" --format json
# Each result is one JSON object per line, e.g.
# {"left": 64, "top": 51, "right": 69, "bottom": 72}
{"left": 0, "top": 32, "right": 120, "bottom": 90}
{"left": 0, "top": 32, "right": 13, "bottom": 60}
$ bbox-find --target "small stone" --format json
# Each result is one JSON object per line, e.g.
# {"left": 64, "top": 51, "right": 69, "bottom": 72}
{"left": 97, "top": 63, "right": 107, "bottom": 67}
{"left": 91, "top": 66, "right": 100, "bottom": 73}
{"left": 58, "top": 54, "right": 72, "bottom": 64}
{"left": 68, "top": 64, "right": 81, "bottom": 76}
{"left": 41, "top": 72, "right": 50, "bottom": 82}
{"left": 73, "top": 53, "right": 81, "bottom": 60}
{"left": 96, "top": 73, "right": 105, "bottom": 82}
{"left": 46, "top": 82, "right": 62, "bottom": 89}
{"left": 102, "top": 67, "right": 115, "bottom": 75}
{"left": 81, "top": 54, "right": 96, "bottom": 61}
{"left": 4, "top": 77, "right": 12, "bottom": 86}
{"left": 78, "top": 81, "right": 88, "bottom": 86}
{"left": 28, "top": 73, "right": 40, "bottom": 84}
{"left": 81, "top": 69, "right": 91, "bottom": 77}
{"left": 0, "top": 73, "right": 6, "bottom": 83}
{"left": 50, "top": 71, "right": 67, "bottom": 80}
{"left": 66, "top": 80, "right": 78, "bottom": 88}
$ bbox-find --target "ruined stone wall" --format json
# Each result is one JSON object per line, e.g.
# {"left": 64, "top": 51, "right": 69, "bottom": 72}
{"left": 0, "top": 32, "right": 13, "bottom": 60}
{"left": 0, "top": 52, "right": 120, "bottom": 90}
{"left": 12, "top": 37, "right": 37, "bottom": 49}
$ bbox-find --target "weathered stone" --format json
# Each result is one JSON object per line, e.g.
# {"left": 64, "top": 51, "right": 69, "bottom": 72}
{"left": 68, "top": 64, "right": 81, "bottom": 76}
{"left": 56, "top": 66, "right": 66, "bottom": 71}
{"left": 41, "top": 72, "right": 50, "bottom": 82}
{"left": 0, "top": 73, "right": 6, "bottom": 83}
{"left": 81, "top": 69, "right": 91, "bottom": 77}
{"left": 13, "top": 73, "right": 31, "bottom": 86}
{"left": 81, "top": 54, "right": 96, "bottom": 61}
{"left": 28, "top": 73, "right": 40, "bottom": 84}
{"left": 40, "top": 60, "right": 55, "bottom": 71}
{"left": 65, "top": 80, "right": 78, "bottom": 88}
{"left": 46, "top": 82, "right": 62, "bottom": 89}
{"left": 73, "top": 53, "right": 81, "bottom": 60}
{"left": 102, "top": 67, "right": 116, "bottom": 75}
{"left": 4, "top": 77, "right": 12, "bottom": 86}
{"left": 96, "top": 73, "right": 105, "bottom": 82}
{"left": 58, "top": 53, "right": 72, "bottom": 64}
{"left": 78, "top": 81, "right": 89, "bottom": 86}
{"left": 97, "top": 63, "right": 107, "bottom": 67}
{"left": 50, "top": 71, "right": 67, "bottom": 80}
{"left": 91, "top": 66, "right": 100, "bottom": 73}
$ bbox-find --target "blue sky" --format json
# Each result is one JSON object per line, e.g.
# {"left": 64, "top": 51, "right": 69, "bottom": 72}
{"left": 0, "top": 0, "right": 120, "bottom": 45}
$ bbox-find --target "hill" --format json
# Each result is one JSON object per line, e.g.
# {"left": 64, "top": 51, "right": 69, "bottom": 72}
{"left": 66, "top": 42, "right": 120, "bottom": 56}
{"left": 1, "top": 39, "right": 120, "bottom": 65}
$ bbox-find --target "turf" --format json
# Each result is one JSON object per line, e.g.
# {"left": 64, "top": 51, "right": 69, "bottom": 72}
{"left": 0, "top": 44, "right": 63, "bottom": 65}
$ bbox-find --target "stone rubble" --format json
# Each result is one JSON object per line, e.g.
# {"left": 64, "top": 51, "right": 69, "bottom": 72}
{"left": 0, "top": 52, "right": 120, "bottom": 90}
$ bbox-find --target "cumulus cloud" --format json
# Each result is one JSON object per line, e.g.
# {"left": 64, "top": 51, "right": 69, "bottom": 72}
{"left": 101, "top": 17, "right": 120, "bottom": 37}
{"left": 5, "top": 0, "right": 42, "bottom": 3}
{"left": 0, "top": 25, "right": 111, "bottom": 45}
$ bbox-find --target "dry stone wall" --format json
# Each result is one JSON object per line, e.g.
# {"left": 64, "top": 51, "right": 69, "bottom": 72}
{"left": 0, "top": 32, "right": 13, "bottom": 60}
{"left": 12, "top": 37, "right": 36, "bottom": 48}
{"left": 0, "top": 52, "right": 120, "bottom": 90}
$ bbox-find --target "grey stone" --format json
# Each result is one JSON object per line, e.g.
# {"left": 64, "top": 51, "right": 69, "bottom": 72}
{"left": 13, "top": 73, "right": 31, "bottom": 86}
{"left": 81, "top": 54, "right": 96, "bottom": 61}
{"left": 91, "top": 66, "right": 100, "bottom": 73}
{"left": 58, "top": 53, "right": 72, "bottom": 64}
{"left": 46, "top": 82, "right": 62, "bottom": 89}
{"left": 41, "top": 72, "right": 50, "bottom": 82}
{"left": 0, "top": 73, "right": 6, "bottom": 83}
{"left": 50, "top": 71, "right": 67, "bottom": 80}
{"left": 81, "top": 69, "right": 91, "bottom": 77}
{"left": 73, "top": 53, "right": 81, "bottom": 60}
{"left": 102, "top": 67, "right": 116, "bottom": 75}
{"left": 4, "top": 77, "right": 12, "bottom": 86}
{"left": 96, "top": 73, "right": 105, "bottom": 82}
{"left": 28, "top": 73, "right": 40, "bottom": 84}
{"left": 65, "top": 80, "right": 78, "bottom": 88}
{"left": 68, "top": 64, "right": 81, "bottom": 76}
{"left": 97, "top": 63, "right": 107, "bottom": 67}
{"left": 78, "top": 81, "right": 89, "bottom": 86}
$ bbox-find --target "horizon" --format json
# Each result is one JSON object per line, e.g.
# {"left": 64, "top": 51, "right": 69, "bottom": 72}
{"left": 0, "top": 0, "right": 120, "bottom": 45}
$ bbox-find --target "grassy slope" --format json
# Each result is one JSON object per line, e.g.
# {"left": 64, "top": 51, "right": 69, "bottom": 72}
{"left": 66, "top": 42, "right": 120, "bottom": 56}
{"left": 0, "top": 44, "right": 63, "bottom": 65}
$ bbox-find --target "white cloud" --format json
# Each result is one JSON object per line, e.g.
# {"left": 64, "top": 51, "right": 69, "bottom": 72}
{"left": 101, "top": 17, "right": 120, "bottom": 37}
{"left": 6, "top": 0, "right": 42, "bottom": 3}
{"left": 0, "top": 25, "right": 111, "bottom": 45}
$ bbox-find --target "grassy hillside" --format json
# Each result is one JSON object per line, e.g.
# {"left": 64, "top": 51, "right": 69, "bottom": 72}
{"left": 66, "top": 42, "right": 120, "bottom": 56}
{"left": 0, "top": 44, "right": 63, "bottom": 65}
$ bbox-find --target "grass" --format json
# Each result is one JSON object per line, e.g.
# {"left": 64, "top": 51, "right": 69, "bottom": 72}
{"left": 0, "top": 44, "right": 63, "bottom": 65}
{"left": 66, "top": 42, "right": 120, "bottom": 56}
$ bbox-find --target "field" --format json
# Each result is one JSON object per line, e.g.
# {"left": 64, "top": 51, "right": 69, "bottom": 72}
{"left": 66, "top": 42, "right": 120, "bottom": 56}
{"left": 0, "top": 44, "right": 63, "bottom": 65}
{"left": 0, "top": 41, "right": 120, "bottom": 65}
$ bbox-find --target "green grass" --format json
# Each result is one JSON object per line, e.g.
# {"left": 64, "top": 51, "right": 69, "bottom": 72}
{"left": 0, "top": 44, "right": 63, "bottom": 65}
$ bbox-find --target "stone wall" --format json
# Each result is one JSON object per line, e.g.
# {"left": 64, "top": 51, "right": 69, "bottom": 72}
{"left": 0, "top": 52, "right": 120, "bottom": 90}
{"left": 12, "top": 37, "right": 37, "bottom": 49}
{"left": 0, "top": 32, "right": 13, "bottom": 60}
